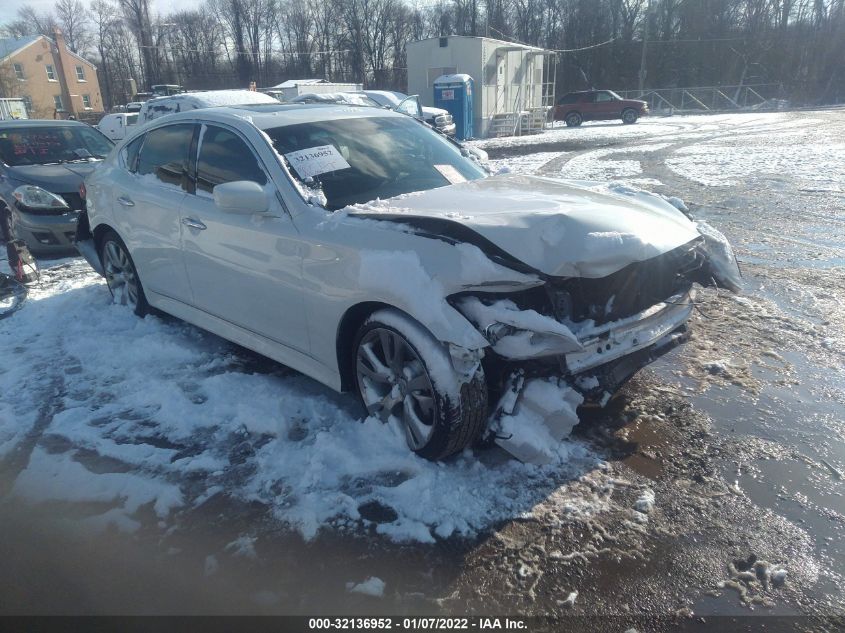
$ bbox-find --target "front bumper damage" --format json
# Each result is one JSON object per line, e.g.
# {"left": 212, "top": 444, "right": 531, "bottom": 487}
{"left": 455, "top": 288, "right": 697, "bottom": 463}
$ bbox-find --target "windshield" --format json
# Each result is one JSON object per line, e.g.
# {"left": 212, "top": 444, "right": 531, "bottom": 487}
{"left": 608, "top": 90, "right": 624, "bottom": 100}
{"left": 126, "top": 114, "right": 138, "bottom": 125}
{"left": 0, "top": 125, "right": 113, "bottom": 166}
{"left": 364, "top": 92, "right": 401, "bottom": 108}
{"left": 265, "top": 115, "right": 486, "bottom": 210}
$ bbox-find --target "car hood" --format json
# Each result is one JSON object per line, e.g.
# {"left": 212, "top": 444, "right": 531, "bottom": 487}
{"left": 422, "top": 106, "right": 450, "bottom": 118}
{"left": 6, "top": 162, "right": 99, "bottom": 192}
{"left": 349, "top": 174, "right": 701, "bottom": 278}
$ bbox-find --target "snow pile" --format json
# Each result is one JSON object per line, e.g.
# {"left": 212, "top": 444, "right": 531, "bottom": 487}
{"left": 557, "top": 590, "right": 578, "bottom": 607}
{"left": 634, "top": 489, "right": 655, "bottom": 513}
{"left": 0, "top": 259, "right": 603, "bottom": 543}
{"left": 487, "top": 152, "right": 561, "bottom": 176}
{"left": 494, "top": 378, "right": 584, "bottom": 465}
{"left": 346, "top": 577, "right": 386, "bottom": 597}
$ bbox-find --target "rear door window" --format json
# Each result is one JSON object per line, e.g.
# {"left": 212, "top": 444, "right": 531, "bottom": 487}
{"left": 136, "top": 123, "right": 194, "bottom": 189}
{"left": 195, "top": 125, "right": 267, "bottom": 195}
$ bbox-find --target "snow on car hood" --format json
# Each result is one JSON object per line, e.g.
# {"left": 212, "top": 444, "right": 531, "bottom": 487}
{"left": 349, "top": 174, "right": 702, "bottom": 278}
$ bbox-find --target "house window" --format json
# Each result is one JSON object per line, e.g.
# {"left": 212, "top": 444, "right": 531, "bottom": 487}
{"left": 13, "top": 63, "right": 24, "bottom": 79}
{"left": 75, "top": 65, "right": 85, "bottom": 81}
{"left": 22, "top": 96, "right": 33, "bottom": 113}
{"left": 82, "top": 94, "right": 91, "bottom": 108}
{"left": 46, "top": 64, "right": 56, "bottom": 80}
{"left": 53, "top": 94, "right": 63, "bottom": 110}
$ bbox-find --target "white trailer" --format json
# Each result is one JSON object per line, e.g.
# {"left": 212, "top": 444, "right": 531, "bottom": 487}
{"left": 406, "top": 36, "right": 556, "bottom": 138}
{"left": 0, "top": 98, "right": 29, "bottom": 120}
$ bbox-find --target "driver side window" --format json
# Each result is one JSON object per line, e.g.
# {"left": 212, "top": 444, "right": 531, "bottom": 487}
{"left": 196, "top": 125, "right": 267, "bottom": 196}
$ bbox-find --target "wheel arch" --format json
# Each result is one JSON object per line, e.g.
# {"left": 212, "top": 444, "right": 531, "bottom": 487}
{"left": 92, "top": 222, "right": 118, "bottom": 253}
{"left": 336, "top": 300, "right": 393, "bottom": 392}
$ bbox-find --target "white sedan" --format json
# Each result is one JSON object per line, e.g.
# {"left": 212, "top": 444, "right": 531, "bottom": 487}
{"left": 77, "top": 103, "right": 739, "bottom": 461}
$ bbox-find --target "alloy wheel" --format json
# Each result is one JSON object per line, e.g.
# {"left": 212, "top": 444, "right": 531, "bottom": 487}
{"left": 355, "top": 327, "right": 436, "bottom": 451}
{"left": 103, "top": 240, "right": 139, "bottom": 308}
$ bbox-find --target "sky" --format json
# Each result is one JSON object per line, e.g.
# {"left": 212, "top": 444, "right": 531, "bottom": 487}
{"left": 0, "top": 0, "right": 204, "bottom": 27}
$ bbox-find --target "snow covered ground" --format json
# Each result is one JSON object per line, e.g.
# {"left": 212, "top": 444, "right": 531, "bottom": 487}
{"left": 0, "top": 259, "right": 605, "bottom": 543}
{"left": 473, "top": 111, "right": 845, "bottom": 192}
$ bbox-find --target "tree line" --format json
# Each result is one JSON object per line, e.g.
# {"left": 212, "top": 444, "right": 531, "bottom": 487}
{"left": 2, "top": 0, "right": 843, "bottom": 110}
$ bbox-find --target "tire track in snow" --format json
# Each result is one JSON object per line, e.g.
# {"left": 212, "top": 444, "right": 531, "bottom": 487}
{"left": 0, "top": 333, "right": 69, "bottom": 496}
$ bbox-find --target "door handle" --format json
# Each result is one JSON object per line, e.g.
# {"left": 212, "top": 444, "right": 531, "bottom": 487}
{"left": 117, "top": 196, "right": 134, "bottom": 207}
{"left": 182, "top": 218, "right": 207, "bottom": 230}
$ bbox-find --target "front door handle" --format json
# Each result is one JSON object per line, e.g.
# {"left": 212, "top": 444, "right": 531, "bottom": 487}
{"left": 182, "top": 218, "right": 207, "bottom": 230}
{"left": 117, "top": 196, "right": 134, "bottom": 207}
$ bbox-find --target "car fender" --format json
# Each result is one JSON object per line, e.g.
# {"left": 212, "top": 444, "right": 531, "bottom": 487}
{"left": 300, "top": 213, "right": 546, "bottom": 371}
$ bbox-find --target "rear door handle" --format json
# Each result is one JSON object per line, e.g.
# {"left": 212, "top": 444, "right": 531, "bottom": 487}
{"left": 117, "top": 196, "right": 134, "bottom": 207}
{"left": 181, "top": 218, "right": 207, "bottom": 230}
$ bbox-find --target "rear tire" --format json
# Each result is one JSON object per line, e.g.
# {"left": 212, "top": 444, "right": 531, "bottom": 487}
{"left": 353, "top": 308, "right": 488, "bottom": 460}
{"left": 622, "top": 108, "right": 639, "bottom": 124}
{"left": 99, "top": 230, "right": 149, "bottom": 317}
{"left": 565, "top": 112, "right": 583, "bottom": 127}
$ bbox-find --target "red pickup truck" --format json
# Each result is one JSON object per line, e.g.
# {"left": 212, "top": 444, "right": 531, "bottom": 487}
{"left": 554, "top": 90, "right": 649, "bottom": 127}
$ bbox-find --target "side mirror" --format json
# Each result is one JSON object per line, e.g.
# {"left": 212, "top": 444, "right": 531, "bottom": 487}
{"left": 213, "top": 180, "right": 269, "bottom": 214}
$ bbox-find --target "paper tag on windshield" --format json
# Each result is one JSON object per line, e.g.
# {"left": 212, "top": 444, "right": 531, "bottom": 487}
{"left": 284, "top": 145, "right": 351, "bottom": 180}
{"left": 434, "top": 164, "right": 467, "bottom": 184}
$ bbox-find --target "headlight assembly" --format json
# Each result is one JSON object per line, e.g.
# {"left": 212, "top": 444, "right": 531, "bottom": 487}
{"left": 13, "top": 185, "right": 70, "bottom": 211}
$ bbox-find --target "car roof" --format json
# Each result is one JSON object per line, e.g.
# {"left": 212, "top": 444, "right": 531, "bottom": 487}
{"left": 150, "top": 103, "right": 408, "bottom": 129}
{"left": 0, "top": 119, "right": 89, "bottom": 129}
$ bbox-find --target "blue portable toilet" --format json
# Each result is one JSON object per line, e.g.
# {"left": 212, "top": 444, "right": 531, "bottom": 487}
{"left": 433, "top": 74, "right": 473, "bottom": 140}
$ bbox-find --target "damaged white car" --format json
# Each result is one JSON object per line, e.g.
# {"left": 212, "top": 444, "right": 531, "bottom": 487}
{"left": 77, "top": 104, "right": 741, "bottom": 462}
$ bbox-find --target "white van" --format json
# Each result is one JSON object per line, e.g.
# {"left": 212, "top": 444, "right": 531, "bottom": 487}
{"left": 0, "top": 98, "right": 29, "bottom": 120}
{"left": 97, "top": 112, "right": 139, "bottom": 141}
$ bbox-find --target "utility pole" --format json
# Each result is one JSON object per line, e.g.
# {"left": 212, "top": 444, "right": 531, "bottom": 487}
{"left": 638, "top": 1, "right": 650, "bottom": 95}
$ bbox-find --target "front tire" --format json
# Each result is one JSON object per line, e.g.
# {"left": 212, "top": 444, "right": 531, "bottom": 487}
{"left": 353, "top": 308, "right": 488, "bottom": 460}
{"left": 565, "top": 112, "right": 583, "bottom": 127}
{"left": 622, "top": 108, "right": 639, "bottom": 124}
{"left": 99, "top": 230, "right": 148, "bottom": 316}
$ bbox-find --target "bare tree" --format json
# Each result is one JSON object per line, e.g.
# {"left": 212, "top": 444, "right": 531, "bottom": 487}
{"left": 56, "top": 0, "right": 91, "bottom": 53}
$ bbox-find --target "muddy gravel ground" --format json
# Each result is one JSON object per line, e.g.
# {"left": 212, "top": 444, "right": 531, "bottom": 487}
{"left": 1, "top": 110, "right": 844, "bottom": 631}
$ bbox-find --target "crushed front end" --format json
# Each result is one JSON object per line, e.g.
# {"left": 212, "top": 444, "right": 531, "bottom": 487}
{"left": 451, "top": 236, "right": 732, "bottom": 462}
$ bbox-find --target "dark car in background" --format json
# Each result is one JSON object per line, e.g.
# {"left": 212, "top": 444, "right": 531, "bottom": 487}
{"left": 554, "top": 90, "right": 649, "bottom": 127}
{"left": 0, "top": 120, "right": 113, "bottom": 254}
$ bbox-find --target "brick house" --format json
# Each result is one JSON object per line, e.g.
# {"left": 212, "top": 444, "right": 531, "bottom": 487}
{"left": 0, "top": 29, "right": 104, "bottom": 119}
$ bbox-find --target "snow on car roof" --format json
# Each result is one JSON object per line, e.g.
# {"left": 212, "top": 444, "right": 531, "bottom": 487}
{"left": 169, "top": 103, "right": 409, "bottom": 130}
{"left": 144, "top": 90, "right": 278, "bottom": 109}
